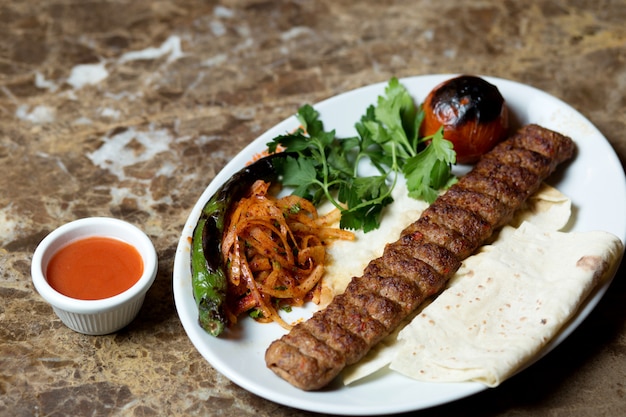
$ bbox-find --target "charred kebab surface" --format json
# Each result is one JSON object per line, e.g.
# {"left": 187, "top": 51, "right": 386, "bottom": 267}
{"left": 265, "top": 124, "right": 576, "bottom": 390}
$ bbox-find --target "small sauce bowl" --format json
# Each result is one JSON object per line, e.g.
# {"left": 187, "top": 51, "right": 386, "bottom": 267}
{"left": 31, "top": 217, "right": 158, "bottom": 335}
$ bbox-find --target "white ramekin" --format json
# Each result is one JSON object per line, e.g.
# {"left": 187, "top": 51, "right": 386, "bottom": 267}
{"left": 31, "top": 217, "right": 158, "bottom": 335}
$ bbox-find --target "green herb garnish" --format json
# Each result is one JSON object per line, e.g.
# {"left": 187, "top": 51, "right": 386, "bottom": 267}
{"left": 249, "top": 308, "right": 264, "bottom": 319}
{"left": 267, "top": 77, "right": 457, "bottom": 232}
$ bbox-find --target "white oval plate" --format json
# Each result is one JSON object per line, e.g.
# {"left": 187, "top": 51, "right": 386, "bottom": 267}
{"left": 173, "top": 74, "right": 626, "bottom": 415}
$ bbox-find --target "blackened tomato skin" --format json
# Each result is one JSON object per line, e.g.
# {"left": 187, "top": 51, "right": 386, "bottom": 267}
{"left": 421, "top": 75, "right": 509, "bottom": 164}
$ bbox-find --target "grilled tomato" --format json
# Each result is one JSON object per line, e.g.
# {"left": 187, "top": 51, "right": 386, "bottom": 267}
{"left": 421, "top": 75, "right": 509, "bottom": 164}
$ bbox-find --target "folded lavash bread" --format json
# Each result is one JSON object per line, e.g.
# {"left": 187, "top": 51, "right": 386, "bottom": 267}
{"left": 388, "top": 221, "right": 622, "bottom": 386}
{"left": 331, "top": 182, "right": 623, "bottom": 387}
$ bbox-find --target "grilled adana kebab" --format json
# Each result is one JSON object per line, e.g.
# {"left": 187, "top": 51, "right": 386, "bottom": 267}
{"left": 265, "top": 124, "right": 576, "bottom": 390}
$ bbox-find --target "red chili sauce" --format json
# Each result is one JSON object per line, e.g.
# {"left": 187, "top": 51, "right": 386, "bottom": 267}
{"left": 46, "top": 236, "right": 144, "bottom": 300}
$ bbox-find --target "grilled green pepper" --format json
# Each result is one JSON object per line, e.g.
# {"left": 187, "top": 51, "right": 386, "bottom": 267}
{"left": 191, "top": 153, "right": 286, "bottom": 336}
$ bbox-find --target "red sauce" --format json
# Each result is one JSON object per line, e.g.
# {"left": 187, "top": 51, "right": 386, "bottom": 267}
{"left": 46, "top": 236, "right": 144, "bottom": 300}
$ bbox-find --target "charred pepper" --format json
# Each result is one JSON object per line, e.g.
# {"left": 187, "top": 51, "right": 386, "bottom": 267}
{"left": 190, "top": 153, "right": 286, "bottom": 336}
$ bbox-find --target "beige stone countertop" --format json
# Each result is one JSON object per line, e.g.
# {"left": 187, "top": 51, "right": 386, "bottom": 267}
{"left": 1, "top": 1, "right": 625, "bottom": 416}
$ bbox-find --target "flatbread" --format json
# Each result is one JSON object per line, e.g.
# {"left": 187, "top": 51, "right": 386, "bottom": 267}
{"left": 388, "top": 222, "right": 623, "bottom": 387}
{"left": 338, "top": 185, "right": 623, "bottom": 386}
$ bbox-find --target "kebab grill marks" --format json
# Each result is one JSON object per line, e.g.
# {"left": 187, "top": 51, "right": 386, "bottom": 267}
{"left": 265, "top": 124, "right": 576, "bottom": 390}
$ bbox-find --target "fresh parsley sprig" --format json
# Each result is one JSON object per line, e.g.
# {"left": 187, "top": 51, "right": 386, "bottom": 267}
{"left": 267, "top": 77, "right": 457, "bottom": 232}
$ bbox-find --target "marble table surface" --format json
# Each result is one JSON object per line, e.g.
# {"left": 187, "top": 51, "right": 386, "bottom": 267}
{"left": 1, "top": 1, "right": 625, "bottom": 416}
